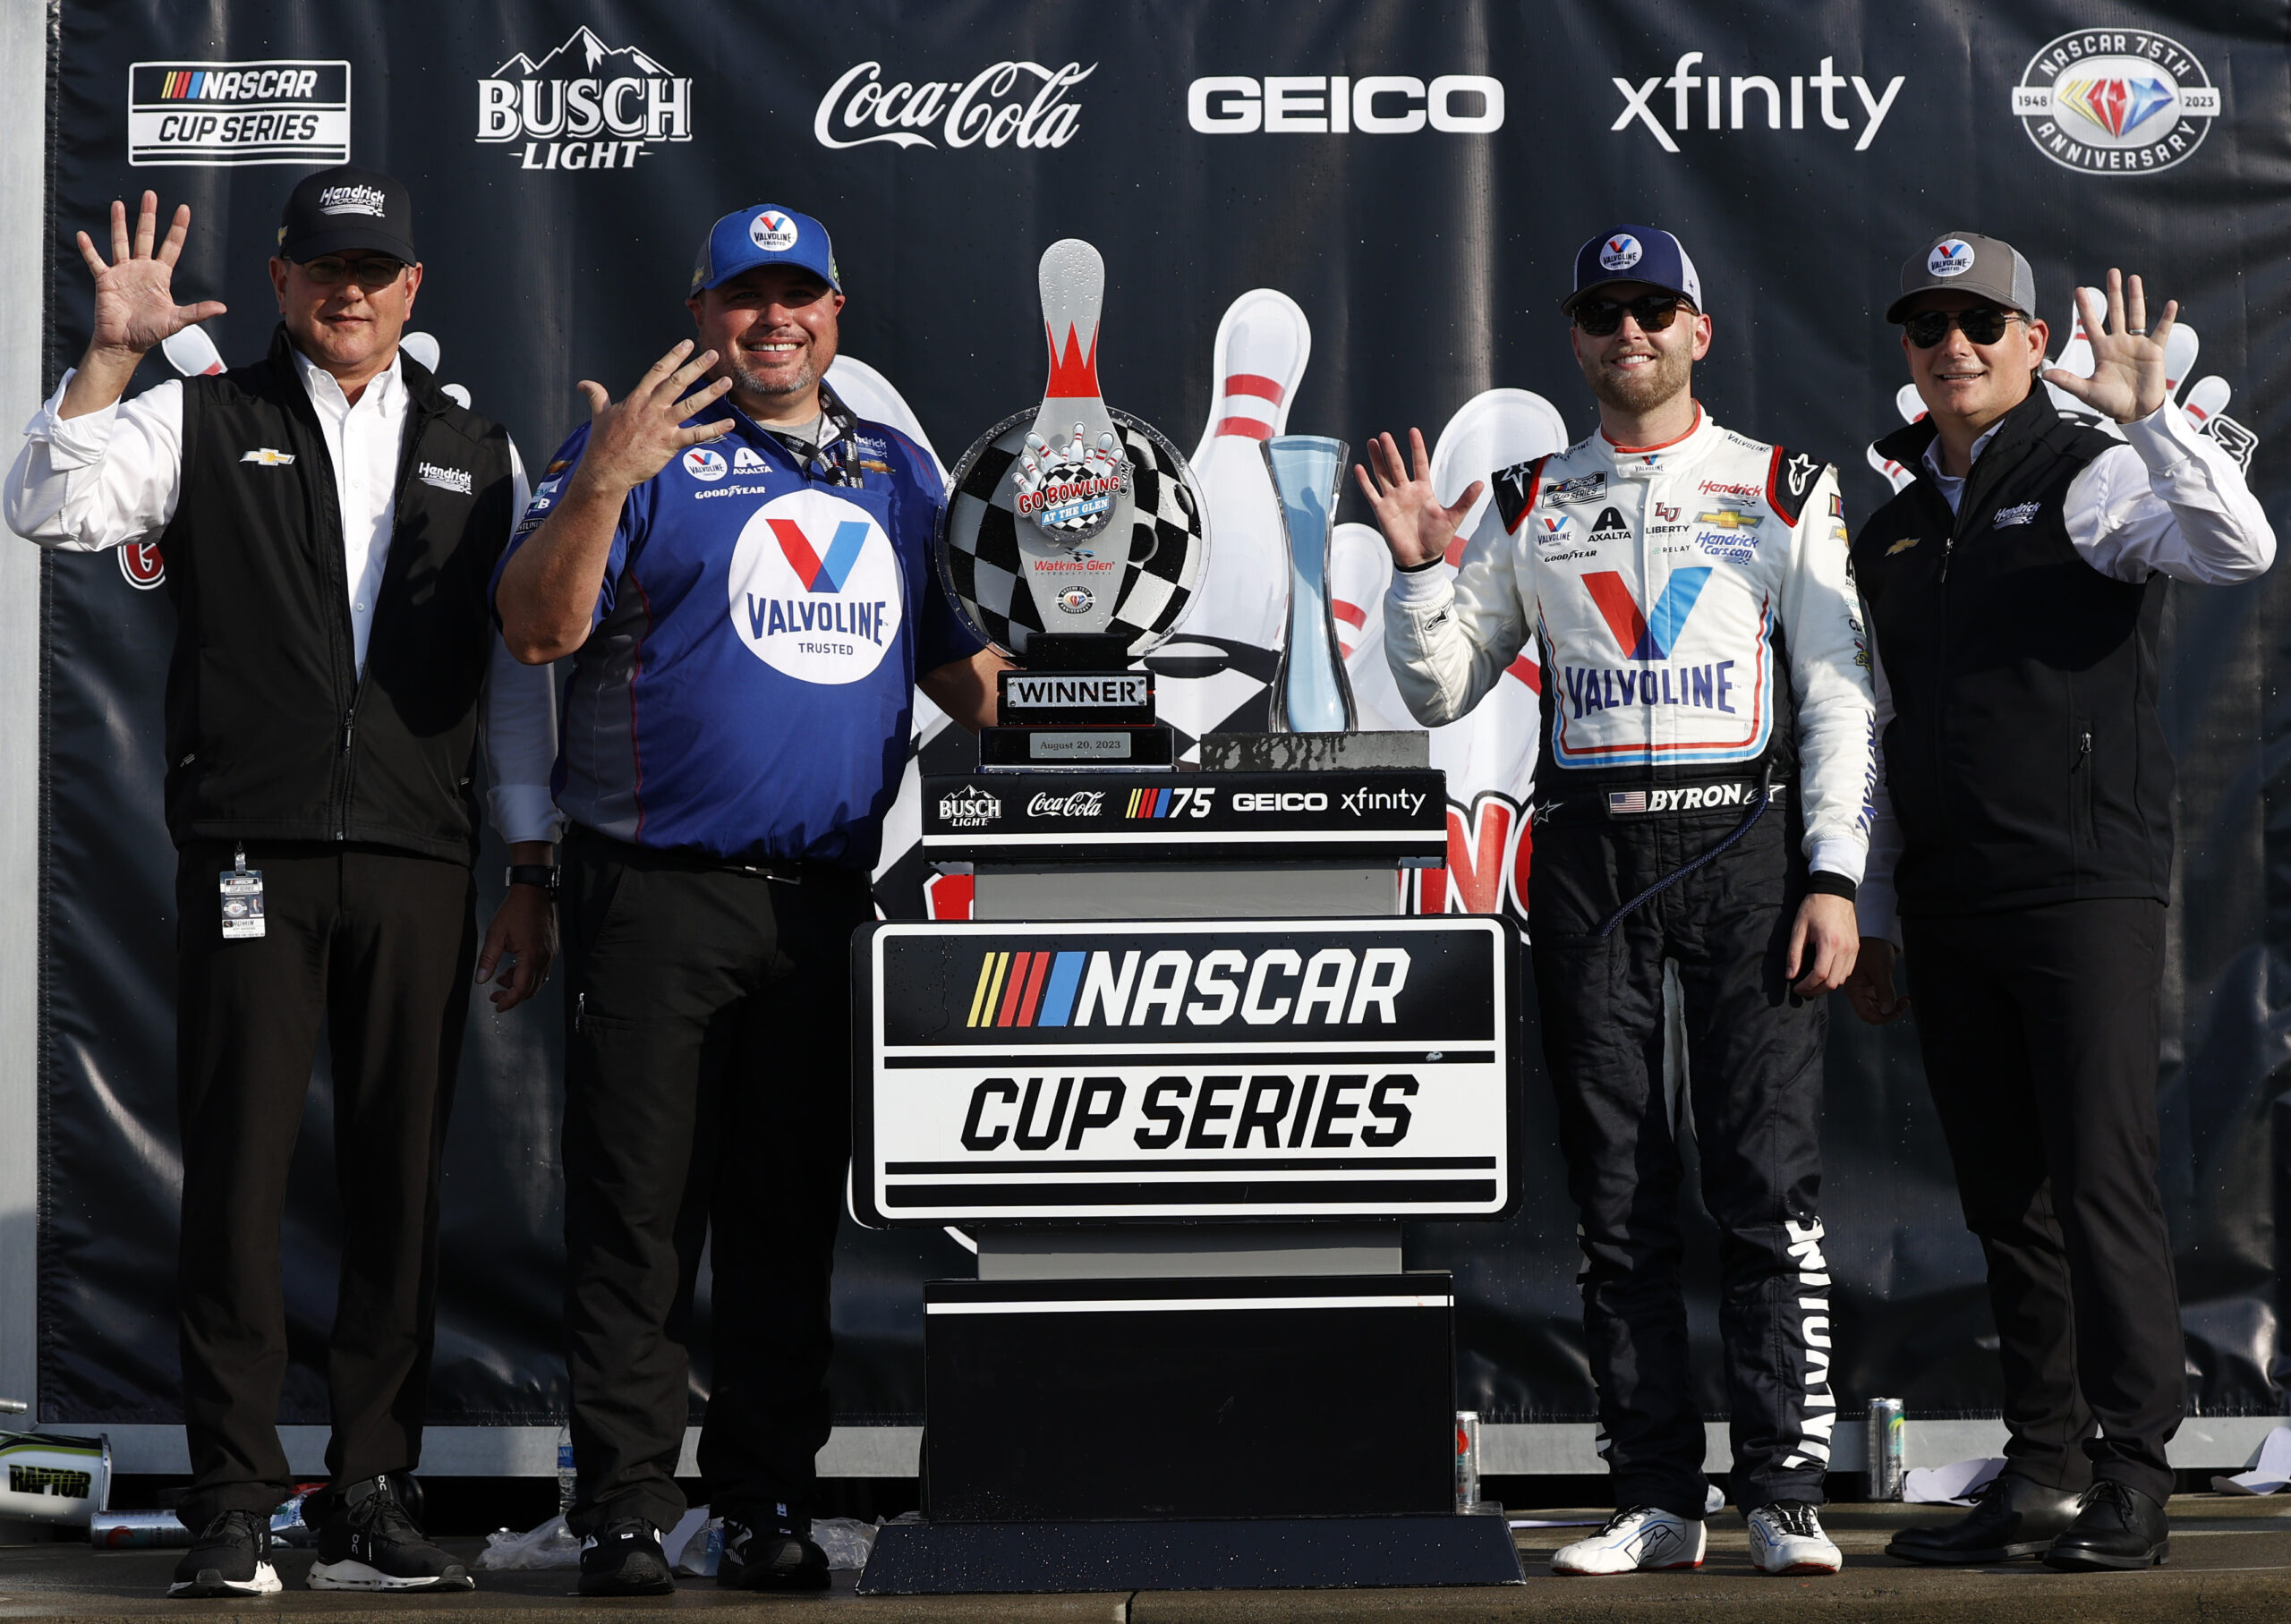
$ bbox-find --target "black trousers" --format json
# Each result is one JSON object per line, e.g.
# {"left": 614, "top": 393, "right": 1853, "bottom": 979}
{"left": 1529, "top": 801, "right": 1834, "bottom": 1517}
{"left": 173, "top": 841, "right": 475, "bottom": 1529}
{"left": 558, "top": 828, "right": 873, "bottom": 1535}
{"left": 1900, "top": 900, "right": 2183, "bottom": 1503}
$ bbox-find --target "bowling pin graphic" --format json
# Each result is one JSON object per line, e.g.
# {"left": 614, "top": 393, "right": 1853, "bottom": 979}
{"left": 1181, "top": 288, "right": 1310, "bottom": 651}
{"left": 160, "top": 325, "right": 225, "bottom": 378}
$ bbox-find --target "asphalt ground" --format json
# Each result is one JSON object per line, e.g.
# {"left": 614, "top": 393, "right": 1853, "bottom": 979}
{"left": 3, "top": 1498, "right": 2288, "bottom": 1622}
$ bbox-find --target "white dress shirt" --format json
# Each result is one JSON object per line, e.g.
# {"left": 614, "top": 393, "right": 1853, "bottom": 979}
{"left": 1859, "top": 401, "right": 2277, "bottom": 943}
{"left": 5, "top": 351, "right": 565, "bottom": 846}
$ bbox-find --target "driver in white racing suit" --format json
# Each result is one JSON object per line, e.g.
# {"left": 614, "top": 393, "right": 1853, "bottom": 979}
{"left": 1359, "top": 225, "right": 1876, "bottom": 1578}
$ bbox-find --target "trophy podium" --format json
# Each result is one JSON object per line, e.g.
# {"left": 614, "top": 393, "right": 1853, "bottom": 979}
{"left": 858, "top": 242, "right": 1521, "bottom": 1595}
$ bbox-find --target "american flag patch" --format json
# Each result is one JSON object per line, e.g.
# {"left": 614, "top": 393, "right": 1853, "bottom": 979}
{"left": 1608, "top": 791, "right": 1648, "bottom": 814}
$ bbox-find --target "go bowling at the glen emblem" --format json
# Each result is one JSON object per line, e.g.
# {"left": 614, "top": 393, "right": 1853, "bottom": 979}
{"left": 939, "top": 239, "right": 1210, "bottom": 656}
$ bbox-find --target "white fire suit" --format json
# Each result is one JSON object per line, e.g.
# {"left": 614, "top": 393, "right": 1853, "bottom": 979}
{"left": 1384, "top": 404, "right": 1876, "bottom": 1517}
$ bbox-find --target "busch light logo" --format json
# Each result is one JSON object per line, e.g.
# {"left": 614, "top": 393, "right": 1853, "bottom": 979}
{"left": 477, "top": 26, "right": 692, "bottom": 171}
{"left": 727, "top": 489, "right": 905, "bottom": 684}
{"left": 2012, "top": 30, "right": 2219, "bottom": 174}
{"left": 937, "top": 785, "right": 1001, "bottom": 828}
{"left": 813, "top": 60, "right": 1093, "bottom": 150}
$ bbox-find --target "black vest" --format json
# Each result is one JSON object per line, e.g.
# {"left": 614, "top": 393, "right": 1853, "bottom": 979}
{"left": 158, "top": 326, "right": 518, "bottom": 863}
{"left": 1852, "top": 388, "right": 2171, "bottom": 917}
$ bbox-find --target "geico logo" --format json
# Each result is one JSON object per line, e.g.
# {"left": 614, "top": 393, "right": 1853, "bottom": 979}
{"left": 1231, "top": 791, "right": 1327, "bottom": 812}
{"left": 965, "top": 946, "right": 1411, "bottom": 1028}
{"left": 1188, "top": 75, "right": 1503, "bottom": 135}
{"left": 958, "top": 1073, "right": 1418, "bottom": 1152}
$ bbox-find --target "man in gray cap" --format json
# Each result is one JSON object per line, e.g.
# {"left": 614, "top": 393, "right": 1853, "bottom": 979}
{"left": 1844, "top": 234, "right": 2275, "bottom": 1570}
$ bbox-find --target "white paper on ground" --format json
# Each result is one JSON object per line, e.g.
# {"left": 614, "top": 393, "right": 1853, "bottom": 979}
{"left": 660, "top": 1505, "right": 711, "bottom": 1569}
{"left": 1903, "top": 1457, "right": 2007, "bottom": 1505}
{"left": 473, "top": 1513, "right": 582, "bottom": 1570}
{"left": 2210, "top": 1423, "right": 2291, "bottom": 1494}
{"left": 813, "top": 1516, "right": 881, "bottom": 1570}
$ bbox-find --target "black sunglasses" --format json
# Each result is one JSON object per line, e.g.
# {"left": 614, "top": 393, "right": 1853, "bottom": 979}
{"left": 298, "top": 255, "right": 410, "bottom": 291}
{"left": 1903, "top": 307, "right": 2019, "bottom": 348}
{"left": 1572, "top": 293, "right": 1693, "bottom": 337}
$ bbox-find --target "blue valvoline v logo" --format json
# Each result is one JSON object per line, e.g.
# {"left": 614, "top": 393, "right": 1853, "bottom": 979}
{"left": 1584, "top": 567, "right": 1710, "bottom": 660}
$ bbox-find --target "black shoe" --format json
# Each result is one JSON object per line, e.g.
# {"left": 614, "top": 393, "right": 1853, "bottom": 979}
{"left": 578, "top": 1517, "right": 676, "bottom": 1596}
{"left": 718, "top": 1512, "right": 830, "bottom": 1591}
{"left": 307, "top": 1475, "right": 474, "bottom": 1592}
{"left": 167, "top": 1509, "right": 283, "bottom": 1598}
{"left": 2043, "top": 1480, "right": 2169, "bottom": 1571}
{"left": 1886, "top": 1472, "right": 2085, "bottom": 1564}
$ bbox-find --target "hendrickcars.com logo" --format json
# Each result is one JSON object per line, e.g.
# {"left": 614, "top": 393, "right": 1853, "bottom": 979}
{"left": 128, "top": 61, "right": 350, "bottom": 166}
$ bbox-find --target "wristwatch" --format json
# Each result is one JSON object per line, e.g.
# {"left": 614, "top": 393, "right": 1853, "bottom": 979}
{"left": 506, "top": 863, "right": 561, "bottom": 895}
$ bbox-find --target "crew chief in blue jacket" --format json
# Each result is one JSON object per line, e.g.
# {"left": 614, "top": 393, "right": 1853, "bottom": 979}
{"left": 495, "top": 206, "right": 1001, "bottom": 1594}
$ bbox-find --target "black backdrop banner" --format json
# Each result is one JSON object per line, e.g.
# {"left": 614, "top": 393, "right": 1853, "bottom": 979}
{"left": 37, "top": 1, "right": 2291, "bottom": 1438}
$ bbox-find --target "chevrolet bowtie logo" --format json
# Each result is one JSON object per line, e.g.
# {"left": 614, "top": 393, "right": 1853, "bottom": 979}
{"left": 1697, "top": 510, "right": 1755, "bottom": 530}
{"left": 239, "top": 448, "right": 295, "bottom": 466}
{"left": 1886, "top": 536, "right": 1921, "bottom": 555}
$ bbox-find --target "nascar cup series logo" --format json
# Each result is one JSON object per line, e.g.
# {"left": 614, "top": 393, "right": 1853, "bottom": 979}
{"left": 2011, "top": 30, "right": 2219, "bottom": 174}
{"left": 728, "top": 489, "right": 905, "bottom": 684}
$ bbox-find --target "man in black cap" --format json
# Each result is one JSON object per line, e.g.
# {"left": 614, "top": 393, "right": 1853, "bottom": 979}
{"left": 1844, "top": 234, "right": 2274, "bottom": 1571}
{"left": 6, "top": 171, "right": 561, "bottom": 1596}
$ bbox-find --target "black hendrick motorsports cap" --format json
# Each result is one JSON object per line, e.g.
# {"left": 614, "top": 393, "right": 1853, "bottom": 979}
{"left": 1886, "top": 231, "right": 2036, "bottom": 323}
{"left": 277, "top": 166, "right": 417, "bottom": 263}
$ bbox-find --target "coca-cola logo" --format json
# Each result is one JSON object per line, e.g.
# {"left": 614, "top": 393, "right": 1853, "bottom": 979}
{"left": 813, "top": 60, "right": 1093, "bottom": 151}
{"left": 1026, "top": 790, "right": 1106, "bottom": 818}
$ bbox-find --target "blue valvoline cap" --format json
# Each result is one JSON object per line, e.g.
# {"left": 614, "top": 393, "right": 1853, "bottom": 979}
{"left": 689, "top": 205, "right": 841, "bottom": 295}
{"left": 1563, "top": 225, "right": 1703, "bottom": 314}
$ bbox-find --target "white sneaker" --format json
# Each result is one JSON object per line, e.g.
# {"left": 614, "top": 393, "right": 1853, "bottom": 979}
{"left": 1747, "top": 1501, "right": 1842, "bottom": 1574}
{"left": 1552, "top": 1506, "right": 1708, "bottom": 1575}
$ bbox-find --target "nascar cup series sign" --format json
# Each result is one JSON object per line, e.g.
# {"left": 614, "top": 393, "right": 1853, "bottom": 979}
{"left": 853, "top": 918, "right": 1520, "bottom": 1223}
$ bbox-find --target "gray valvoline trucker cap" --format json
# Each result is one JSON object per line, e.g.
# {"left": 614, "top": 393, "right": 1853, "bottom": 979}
{"left": 1887, "top": 231, "right": 2037, "bottom": 323}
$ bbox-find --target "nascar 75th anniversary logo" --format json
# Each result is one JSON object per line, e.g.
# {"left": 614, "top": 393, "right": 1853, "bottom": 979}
{"left": 852, "top": 917, "right": 1520, "bottom": 1224}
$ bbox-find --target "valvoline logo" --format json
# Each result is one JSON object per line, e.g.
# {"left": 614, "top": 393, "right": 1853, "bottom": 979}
{"left": 684, "top": 446, "right": 728, "bottom": 480}
{"left": 1584, "top": 567, "right": 1711, "bottom": 661}
{"left": 1927, "top": 239, "right": 1973, "bottom": 277}
{"left": 728, "top": 489, "right": 905, "bottom": 684}
{"left": 1599, "top": 234, "right": 1643, "bottom": 272}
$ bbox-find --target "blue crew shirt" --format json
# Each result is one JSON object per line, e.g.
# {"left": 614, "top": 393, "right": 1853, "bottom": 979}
{"left": 494, "top": 395, "right": 979, "bottom": 868}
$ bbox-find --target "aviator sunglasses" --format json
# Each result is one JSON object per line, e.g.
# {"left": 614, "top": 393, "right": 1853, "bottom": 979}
{"left": 1571, "top": 293, "right": 1693, "bottom": 337}
{"left": 1903, "top": 307, "right": 2020, "bottom": 348}
{"left": 297, "top": 255, "right": 411, "bottom": 290}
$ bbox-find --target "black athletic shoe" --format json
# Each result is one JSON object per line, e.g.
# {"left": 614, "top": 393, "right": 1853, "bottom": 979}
{"left": 167, "top": 1509, "right": 283, "bottom": 1598}
{"left": 718, "top": 1513, "right": 830, "bottom": 1592}
{"left": 306, "top": 1475, "right": 474, "bottom": 1592}
{"left": 578, "top": 1518, "right": 676, "bottom": 1596}
{"left": 2043, "top": 1480, "right": 2170, "bottom": 1571}
{"left": 1886, "top": 1472, "right": 2084, "bottom": 1564}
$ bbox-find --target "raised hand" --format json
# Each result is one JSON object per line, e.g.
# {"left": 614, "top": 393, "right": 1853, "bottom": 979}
{"left": 568, "top": 341, "right": 736, "bottom": 497}
{"left": 1352, "top": 429, "right": 1484, "bottom": 569}
{"left": 77, "top": 192, "right": 226, "bottom": 357}
{"left": 2042, "top": 268, "right": 2175, "bottom": 425}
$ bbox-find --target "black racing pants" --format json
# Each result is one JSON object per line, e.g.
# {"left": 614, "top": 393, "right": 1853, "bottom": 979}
{"left": 1900, "top": 901, "right": 2183, "bottom": 1504}
{"left": 173, "top": 841, "right": 475, "bottom": 1530}
{"left": 1529, "top": 798, "right": 1833, "bottom": 1518}
{"left": 558, "top": 827, "right": 874, "bottom": 1536}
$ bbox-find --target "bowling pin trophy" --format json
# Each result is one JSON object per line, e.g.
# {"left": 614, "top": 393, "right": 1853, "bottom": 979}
{"left": 1263, "top": 435, "right": 1357, "bottom": 732}
{"left": 939, "top": 240, "right": 1210, "bottom": 769}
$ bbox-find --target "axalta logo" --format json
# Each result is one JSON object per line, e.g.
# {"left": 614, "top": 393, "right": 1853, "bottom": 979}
{"left": 1612, "top": 54, "right": 1903, "bottom": 152}
{"left": 1188, "top": 74, "right": 1503, "bottom": 134}
{"left": 813, "top": 60, "right": 1092, "bottom": 150}
{"left": 2012, "top": 30, "right": 2219, "bottom": 174}
{"left": 727, "top": 489, "right": 905, "bottom": 684}
{"left": 1927, "top": 239, "right": 1974, "bottom": 276}
{"left": 938, "top": 785, "right": 1001, "bottom": 827}
{"left": 962, "top": 945, "right": 1412, "bottom": 1030}
{"left": 128, "top": 60, "right": 350, "bottom": 166}
{"left": 1599, "top": 234, "right": 1643, "bottom": 271}
{"left": 476, "top": 27, "right": 692, "bottom": 171}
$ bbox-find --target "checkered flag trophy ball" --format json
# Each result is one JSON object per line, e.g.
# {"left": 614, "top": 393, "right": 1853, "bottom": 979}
{"left": 937, "top": 241, "right": 1209, "bottom": 658}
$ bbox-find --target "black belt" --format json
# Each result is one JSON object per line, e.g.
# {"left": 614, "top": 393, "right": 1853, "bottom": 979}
{"left": 567, "top": 824, "right": 847, "bottom": 885}
{"left": 1534, "top": 778, "right": 1789, "bottom": 823}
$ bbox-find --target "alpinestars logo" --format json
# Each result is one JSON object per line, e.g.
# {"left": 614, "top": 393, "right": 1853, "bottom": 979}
{"left": 477, "top": 27, "right": 692, "bottom": 171}
{"left": 2012, "top": 30, "right": 2219, "bottom": 174}
{"left": 815, "top": 61, "right": 1093, "bottom": 150}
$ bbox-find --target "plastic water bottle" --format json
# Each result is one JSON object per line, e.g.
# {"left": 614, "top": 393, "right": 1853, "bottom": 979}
{"left": 555, "top": 1427, "right": 576, "bottom": 1518}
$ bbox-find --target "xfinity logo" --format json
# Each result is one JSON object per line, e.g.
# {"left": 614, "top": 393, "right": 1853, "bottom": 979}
{"left": 814, "top": 60, "right": 1092, "bottom": 150}
{"left": 476, "top": 26, "right": 692, "bottom": 171}
{"left": 1341, "top": 786, "right": 1427, "bottom": 818}
{"left": 1613, "top": 54, "right": 1904, "bottom": 152}
{"left": 1188, "top": 74, "right": 1503, "bottom": 134}
{"left": 1026, "top": 791, "right": 1106, "bottom": 818}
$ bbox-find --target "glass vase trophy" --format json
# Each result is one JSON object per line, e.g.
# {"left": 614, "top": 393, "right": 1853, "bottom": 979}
{"left": 938, "top": 240, "right": 1210, "bottom": 769}
{"left": 1263, "top": 434, "right": 1357, "bottom": 733}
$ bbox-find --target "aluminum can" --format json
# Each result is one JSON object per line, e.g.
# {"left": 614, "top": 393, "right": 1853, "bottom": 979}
{"left": 1453, "top": 1411, "right": 1481, "bottom": 1512}
{"left": 1867, "top": 1399, "right": 1906, "bottom": 1501}
{"left": 89, "top": 1510, "right": 192, "bottom": 1549}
